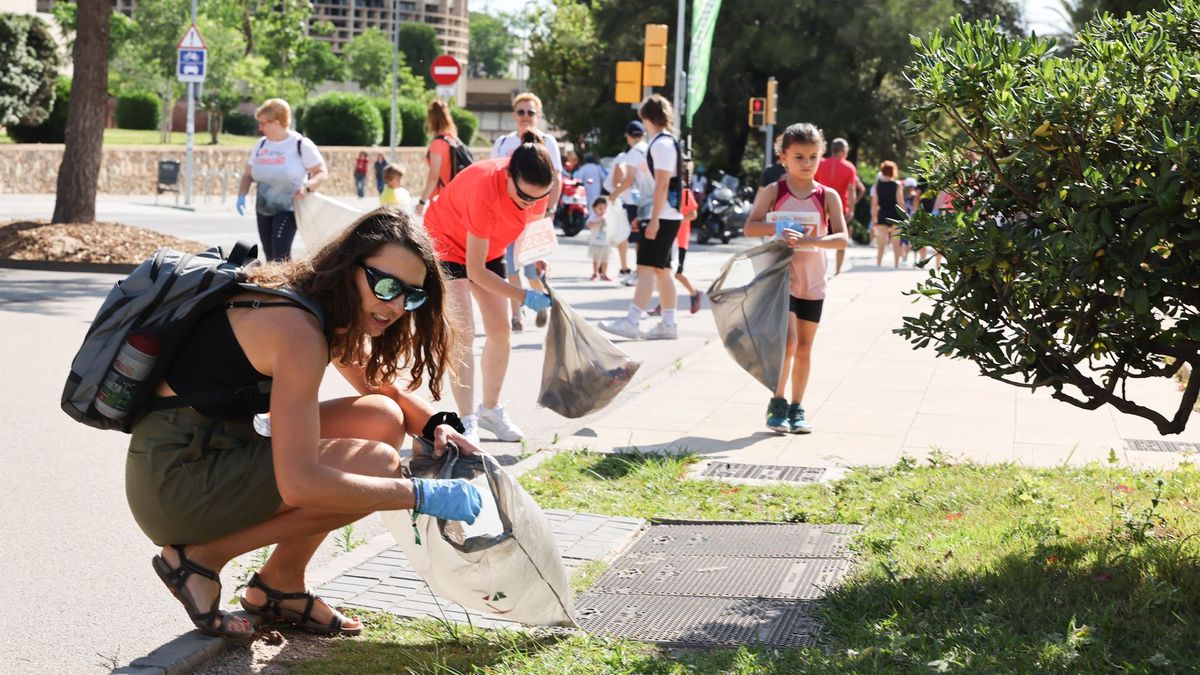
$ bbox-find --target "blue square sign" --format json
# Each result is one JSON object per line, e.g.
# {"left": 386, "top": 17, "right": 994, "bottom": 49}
{"left": 177, "top": 48, "right": 206, "bottom": 82}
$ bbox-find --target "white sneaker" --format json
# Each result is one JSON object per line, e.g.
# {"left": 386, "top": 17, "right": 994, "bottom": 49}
{"left": 460, "top": 414, "right": 481, "bottom": 446}
{"left": 600, "top": 318, "right": 641, "bottom": 340}
{"left": 641, "top": 321, "right": 678, "bottom": 340}
{"left": 623, "top": 272, "right": 639, "bottom": 287}
{"left": 476, "top": 403, "right": 523, "bottom": 442}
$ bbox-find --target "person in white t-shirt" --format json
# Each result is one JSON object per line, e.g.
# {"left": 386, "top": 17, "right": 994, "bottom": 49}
{"left": 491, "top": 92, "right": 562, "bottom": 332}
{"left": 605, "top": 120, "right": 649, "bottom": 283}
{"left": 601, "top": 95, "right": 684, "bottom": 341}
{"left": 236, "top": 99, "right": 328, "bottom": 261}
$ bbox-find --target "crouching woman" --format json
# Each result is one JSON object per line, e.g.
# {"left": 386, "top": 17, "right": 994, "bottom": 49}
{"left": 126, "top": 208, "right": 481, "bottom": 639}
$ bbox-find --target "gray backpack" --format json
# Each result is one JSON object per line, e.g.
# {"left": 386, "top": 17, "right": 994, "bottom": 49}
{"left": 61, "top": 241, "right": 325, "bottom": 432}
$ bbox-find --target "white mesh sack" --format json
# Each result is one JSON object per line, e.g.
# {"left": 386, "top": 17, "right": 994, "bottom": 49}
{"left": 381, "top": 440, "right": 576, "bottom": 627}
{"left": 293, "top": 193, "right": 363, "bottom": 257}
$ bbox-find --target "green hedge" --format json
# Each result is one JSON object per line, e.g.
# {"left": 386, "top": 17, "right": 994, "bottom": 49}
{"left": 450, "top": 107, "right": 477, "bottom": 146}
{"left": 302, "top": 92, "right": 382, "bottom": 146}
{"left": 6, "top": 76, "right": 69, "bottom": 143}
{"left": 115, "top": 91, "right": 160, "bottom": 130}
{"left": 370, "top": 98, "right": 428, "bottom": 147}
{"left": 223, "top": 111, "right": 257, "bottom": 136}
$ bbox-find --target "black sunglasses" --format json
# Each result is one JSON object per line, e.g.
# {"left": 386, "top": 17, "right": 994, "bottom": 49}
{"left": 512, "top": 179, "right": 552, "bottom": 204}
{"left": 514, "top": 109, "right": 538, "bottom": 117}
{"left": 358, "top": 261, "right": 427, "bottom": 311}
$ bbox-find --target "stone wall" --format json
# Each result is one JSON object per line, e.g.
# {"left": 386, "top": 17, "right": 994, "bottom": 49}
{"left": 0, "top": 144, "right": 489, "bottom": 197}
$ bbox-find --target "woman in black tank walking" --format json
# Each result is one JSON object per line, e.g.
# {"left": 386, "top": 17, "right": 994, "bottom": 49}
{"left": 871, "top": 160, "right": 907, "bottom": 267}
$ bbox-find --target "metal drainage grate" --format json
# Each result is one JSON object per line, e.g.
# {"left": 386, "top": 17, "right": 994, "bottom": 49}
{"left": 628, "top": 523, "right": 858, "bottom": 559}
{"left": 701, "top": 462, "right": 826, "bottom": 483}
{"left": 1125, "top": 439, "right": 1200, "bottom": 454}
{"left": 574, "top": 595, "right": 820, "bottom": 648}
{"left": 576, "top": 521, "right": 856, "bottom": 648}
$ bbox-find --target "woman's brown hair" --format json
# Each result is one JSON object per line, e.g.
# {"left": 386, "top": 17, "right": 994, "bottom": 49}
{"left": 248, "top": 208, "right": 455, "bottom": 399}
{"left": 426, "top": 98, "right": 458, "bottom": 138}
{"left": 880, "top": 160, "right": 898, "bottom": 179}
{"left": 638, "top": 94, "right": 675, "bottom": 132}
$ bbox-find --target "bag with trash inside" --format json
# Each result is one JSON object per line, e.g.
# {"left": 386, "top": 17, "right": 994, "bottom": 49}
{"left": 294, "top": 193, "right": 362, "bottom": 257}
{"left": 381, "top": 439, "right": 576, "bottom": 626}
{"left": 538, "top": 279, "right": 641, "bottom": 418}
{"left": 706, "top": 239, "right": 793, "bottom": 391}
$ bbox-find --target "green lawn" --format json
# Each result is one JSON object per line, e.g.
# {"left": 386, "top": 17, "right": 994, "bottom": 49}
{"left": 1, "top": 128, "right": 261, "bottom": 146}
{"left": 289, "top": 451, "right": 1200, "bottom": 673}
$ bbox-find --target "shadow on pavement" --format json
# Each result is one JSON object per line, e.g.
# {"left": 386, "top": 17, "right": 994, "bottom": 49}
{"left": 609, "top": 433, "right": 778, "bottom": 456}
{"left": 0, "top": 274, "right": 111, "bottom": 315}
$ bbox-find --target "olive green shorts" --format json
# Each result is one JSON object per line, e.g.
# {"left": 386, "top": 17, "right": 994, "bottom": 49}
{"left": 126, "top": 408, "right": 282, "bottom": 546}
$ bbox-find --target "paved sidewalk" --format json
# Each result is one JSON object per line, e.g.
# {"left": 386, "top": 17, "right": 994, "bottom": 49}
{"left": 567, "top": 264, "right": 1200, "bottom": 471}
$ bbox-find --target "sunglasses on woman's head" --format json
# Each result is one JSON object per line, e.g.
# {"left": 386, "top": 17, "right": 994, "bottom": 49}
{"left": 357, "top": 261, "right": 427, "bottom": 311}
{"left": 514, "top": 109, "right": 538, "bottom": 117}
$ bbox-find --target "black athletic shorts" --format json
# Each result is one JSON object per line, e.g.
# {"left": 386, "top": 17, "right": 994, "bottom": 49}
{"left": 624, "top": 203, "right": 641, "bottom": 244}
{"left": 441, "top": 256, "right": 506, "bottom": 281}
{"left": 636, "top": 219, "right": 682, "bottom": 270}
{"left": 789, "top": 296, "right": 824, "bottom": 323}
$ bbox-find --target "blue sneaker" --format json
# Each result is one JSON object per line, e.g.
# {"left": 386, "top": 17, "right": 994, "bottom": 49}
{"left": 766, "top": 397, "right": 789, "bottom": 433}
{"left": 788, "top": 403, "right": 812, "bottom": 434}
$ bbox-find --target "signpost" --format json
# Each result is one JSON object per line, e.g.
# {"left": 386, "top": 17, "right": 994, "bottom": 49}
{"left": 430, "top": 54, "right": 461, "bottom": 100}
{"left": 176, "top": 20, "right": 205, "bottom": 208}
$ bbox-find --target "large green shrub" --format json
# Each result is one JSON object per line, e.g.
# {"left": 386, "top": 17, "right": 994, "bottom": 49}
{"left": 7, "top": 76, "right": 70, "bottom": 143}
{"left": 302, "top": 92, "right": 382, "bottom": 146}
{"left": 900, "top": 6, "right": 1200, "bottom": 433}
{"left": 398, "top": 98, "right": 426, "bottom": 146}
{"left": 450, "top": 107, "right": 478, "bottom": 145}
{"left": 223, "top": 111, "right": 258, "bottom": 136}
{"left": 0, "top": 13, "right": 60, "bottom": 127}
{"left": 115, "top": 91, "right": 160, "bottom": 130}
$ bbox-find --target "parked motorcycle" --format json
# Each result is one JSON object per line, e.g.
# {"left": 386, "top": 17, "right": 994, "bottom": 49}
{"left": 696, "top": 174, "right": 751, "bottom": 244}
{"left": 554, "top": 175, "right": 588, "bottom": 236}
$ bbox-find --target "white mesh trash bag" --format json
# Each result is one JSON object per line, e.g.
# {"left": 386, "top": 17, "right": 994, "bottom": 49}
{"left": 294, "top": 193, "right": 363, "bottom": 257}
{"left": 381, "top": 439, "right": 576, "bottom": 627}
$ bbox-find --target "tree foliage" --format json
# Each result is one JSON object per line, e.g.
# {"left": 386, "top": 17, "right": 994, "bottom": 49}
{"left": 7, "top": 77, "right": 70, "bottom": 143}
{"left": 0, "top": 13, "right": 62, "bottom": 127}
{"left": 526, "top": 0, "right": 606, "bottom": 147}
{"left": 398, "top": 22, "right": 441, "bottom": 89}
{"left": 468, "top": 11, "right": 516, "bottom": 78}
{"left": 345, "top": 28, "right": 395, "bottom": 95}
{"left": 303, "top": 92, "right": 382, "bottom": 146}
{"left": 899, "top": 4, "right": 1200, "bottom": 433}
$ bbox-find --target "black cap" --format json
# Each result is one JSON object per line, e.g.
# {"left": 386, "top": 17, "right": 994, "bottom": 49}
{"left": 624, "top": 120, "right": 645, "bottom": 137}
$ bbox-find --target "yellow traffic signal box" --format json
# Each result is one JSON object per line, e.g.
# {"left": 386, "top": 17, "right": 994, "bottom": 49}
{"left": 765, "top": 78, "right": 778, "bottom": 126}
{"left": 643, "top": 24, "right": 668, "bottom": 88}
{"left": 748, "top": 97, "right": 766, "bottom": 128}
{"left": 615, "top": 61, "right": 642, "bottom": 104}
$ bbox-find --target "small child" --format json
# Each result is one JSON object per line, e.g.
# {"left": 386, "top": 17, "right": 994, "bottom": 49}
{"left": 380, "top": 163, "right": 411, "bottom": 208}
{"left": 587, "top": 197, "right": 611, "bottom": 281}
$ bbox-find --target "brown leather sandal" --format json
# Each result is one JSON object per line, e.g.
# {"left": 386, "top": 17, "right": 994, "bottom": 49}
{"left": 151, "top": 544, "right": 255, "bottom": 640}
{"left": 239, "top": 572, "right": 362, "bottom": 636}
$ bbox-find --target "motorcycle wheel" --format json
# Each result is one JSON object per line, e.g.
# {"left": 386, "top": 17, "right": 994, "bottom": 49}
{"left": 696, "top": 223, "right": 713, "bottom": 245}
{"left": 561, "top": 212, "right": 586, "bottom": 237}
{"left": 720, "top": 232, "right": 732, "bottom": 244}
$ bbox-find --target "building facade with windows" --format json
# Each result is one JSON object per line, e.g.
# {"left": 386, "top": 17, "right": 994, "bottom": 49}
{"left": 312, "top": 0, "right": 467, "bottom": 65}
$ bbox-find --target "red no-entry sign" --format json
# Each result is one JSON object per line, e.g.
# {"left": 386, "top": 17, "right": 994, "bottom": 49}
{"left": 430, "top": 55, "right": 462, "bottom": 86}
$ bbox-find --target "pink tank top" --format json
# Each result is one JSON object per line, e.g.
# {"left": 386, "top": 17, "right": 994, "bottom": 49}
{"left": 773, "top": 179, "right": 828, "bottom": 300}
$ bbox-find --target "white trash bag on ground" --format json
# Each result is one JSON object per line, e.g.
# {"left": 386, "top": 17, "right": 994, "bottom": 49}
{"left": 294, "top": 193, "right": 363, "bottom": 256}
{"left": 381, "top": 439, "right": 576, "bottom": 627}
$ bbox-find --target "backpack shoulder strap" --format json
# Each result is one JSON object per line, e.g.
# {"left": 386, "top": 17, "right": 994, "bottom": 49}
{"left": 238, "top": 284, "right": 326, "bottom": 334}
{"left": 225, "top": 240, "right": 259, "bottom": 267}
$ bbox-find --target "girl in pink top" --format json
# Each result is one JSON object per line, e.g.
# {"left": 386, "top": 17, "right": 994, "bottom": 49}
{"left": 744, "top": 123, "right": 848, "bottom": 434}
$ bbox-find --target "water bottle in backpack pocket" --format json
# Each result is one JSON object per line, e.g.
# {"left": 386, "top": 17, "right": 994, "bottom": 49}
{"left": 93, "top": 332, "right": 161, "bottom": 420}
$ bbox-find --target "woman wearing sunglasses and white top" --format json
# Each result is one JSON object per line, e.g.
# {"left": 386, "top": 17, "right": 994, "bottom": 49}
{"left": 423, "top": 133, "right": 556, "bottom": 444}
{"left": 126, "top": 209, "right": 482, "bottom": 641}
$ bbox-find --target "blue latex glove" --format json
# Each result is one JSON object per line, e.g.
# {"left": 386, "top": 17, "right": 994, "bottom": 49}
{"left": 411, "top": 477, "right": 482, "bottom": 523}
{"left": 235, "top": 194, "right": 246, "bottom": 216}
{"left": 522, "top": 289, "right": 552, "bottom": 312}
{"left": 775, "top": 219, "right": 801, "bottom": 237}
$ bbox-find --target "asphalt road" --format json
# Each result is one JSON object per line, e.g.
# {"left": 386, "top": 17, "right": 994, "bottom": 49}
{"left": 0, "top": 193, "right": 772, "bottom": 672}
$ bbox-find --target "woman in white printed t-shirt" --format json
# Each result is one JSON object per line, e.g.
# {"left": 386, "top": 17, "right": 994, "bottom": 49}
{"left": 236, "top": 99, "right": 329, "bottom": 261}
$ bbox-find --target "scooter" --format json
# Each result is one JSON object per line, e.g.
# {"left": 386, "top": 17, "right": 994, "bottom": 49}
{"left": 554, "top": 175, "right": 588, "bottom": 237}
{"left": 696, "top": 174, "right": 751, "bottom": 244}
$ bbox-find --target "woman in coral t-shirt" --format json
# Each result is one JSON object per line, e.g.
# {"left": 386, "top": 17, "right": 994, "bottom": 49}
{"left": 423, "top": 133, "right": 556, "bottom": 445}
{"left": 415, "top": 99, "right": 460, "bottom": 216}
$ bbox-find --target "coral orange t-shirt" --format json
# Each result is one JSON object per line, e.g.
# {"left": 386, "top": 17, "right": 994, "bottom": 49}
{"left": 426, "top": 136, "right": 455, "bottom": 196}
{"left": 423, "top": 157, "right": 547, "bottom": 265}
{"left": 815, "top": 156, "right": 857, "bottom": 216}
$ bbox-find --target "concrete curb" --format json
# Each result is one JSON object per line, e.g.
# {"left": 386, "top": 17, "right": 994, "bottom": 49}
{"left": 121, "top": 447, "right": 564, "bottom": 674}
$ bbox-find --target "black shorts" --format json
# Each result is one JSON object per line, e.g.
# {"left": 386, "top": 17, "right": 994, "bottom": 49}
{"left": 441, "top": 256, "right": 506, "bottom": 281}
{"left": 636, "top": 219, "right": 682, "bottom": 269}
{"left": 676, "top": 247, "right": 688, "bottom": 274}
{"left": 789, "top": 296, "right": 824, "bottom": 323}
{"left": 624, "top": 203, "right": 640, "bottom": 244}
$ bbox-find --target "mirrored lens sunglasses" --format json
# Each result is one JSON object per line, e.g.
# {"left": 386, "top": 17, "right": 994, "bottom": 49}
{"left": 358, "top": 261, "right": 427, "bottom": 311}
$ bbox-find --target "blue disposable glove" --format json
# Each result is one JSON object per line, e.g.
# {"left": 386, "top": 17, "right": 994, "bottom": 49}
{"left": 522, "top": 289, "right": 552, "bottom": 312}
{"left": 236, "top": 194, "right": 246, "bottom": 216}
{"left": 411, "top": 477, "right": 482, "bottom": 523}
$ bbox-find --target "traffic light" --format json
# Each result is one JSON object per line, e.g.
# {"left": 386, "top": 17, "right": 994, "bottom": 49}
{"left": 748, "top": 97, "right": 766, "bottom": 128}
{"left": 765, "top": 77, "right": 778, "bottom": 126}
{"left": 615, "top": 61, "right": 642, "bottom": 104}
{"left": 643, "top": 24, "right": 668, "bottom": 88}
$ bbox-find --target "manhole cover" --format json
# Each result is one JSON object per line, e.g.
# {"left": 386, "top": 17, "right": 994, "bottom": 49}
{"left": 629, "top": 523, "right": 857, "bottom": 558}
{"left": 574, "top": 595, "right": 820, "bottom": 648}
{"left": 701, "top": 462, "right": 826, "bottom": 482}
{"left": 1125, "top": 439, "right": 1200, "bottom": 454}
{"left": 577, "top": 521, "right": 856, "bottom": 648}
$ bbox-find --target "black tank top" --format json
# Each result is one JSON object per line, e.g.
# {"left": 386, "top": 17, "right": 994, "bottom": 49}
{"left": 164, "top": 305, "right": 275, "bottom": 419}
{"left": 876, "top": 180, "right": 902, "bottom": 223}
